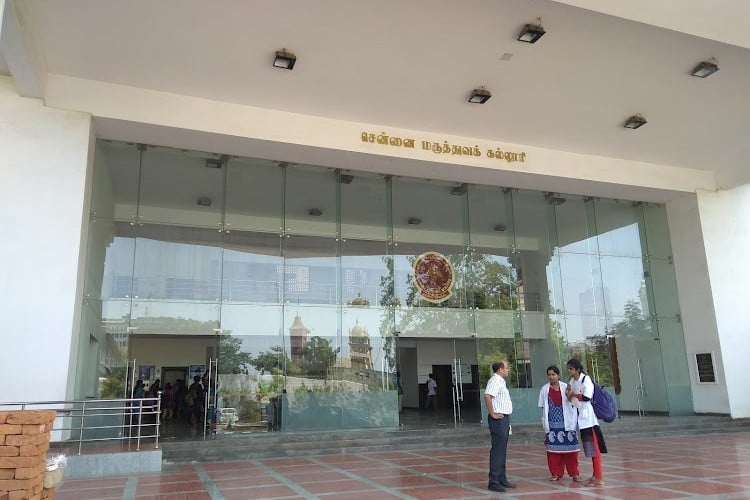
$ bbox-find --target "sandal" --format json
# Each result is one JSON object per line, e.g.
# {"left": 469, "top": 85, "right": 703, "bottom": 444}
{"left": 572, "top": 476, "right": 584, "bottom": 483}
{"left": 549, "top": 476, "right": 560, "bottom": 481}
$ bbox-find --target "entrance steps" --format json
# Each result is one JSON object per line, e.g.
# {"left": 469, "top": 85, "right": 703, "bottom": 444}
{"left": 160, "top": 414, "right": 750, "bottom": 463}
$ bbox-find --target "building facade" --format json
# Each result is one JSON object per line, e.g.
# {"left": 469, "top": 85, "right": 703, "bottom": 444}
{"left": 2, "top": 1, "right": 750, "bottom": 431}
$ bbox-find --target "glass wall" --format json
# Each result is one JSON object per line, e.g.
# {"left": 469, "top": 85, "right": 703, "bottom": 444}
{"left": 78, "top": 140, "right": 691, "bottom": 434}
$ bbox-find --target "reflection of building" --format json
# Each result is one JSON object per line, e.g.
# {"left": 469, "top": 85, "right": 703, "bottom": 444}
{"left": 348, "top": 320, "right": 373, "bottom": 371}
{"left": 289, "top": 315, "right": 310, "bottom": 363}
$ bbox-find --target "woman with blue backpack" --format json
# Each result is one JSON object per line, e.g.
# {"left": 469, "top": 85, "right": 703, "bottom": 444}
{"left": 566, "top": 358, "right": 608, "bottom": 487}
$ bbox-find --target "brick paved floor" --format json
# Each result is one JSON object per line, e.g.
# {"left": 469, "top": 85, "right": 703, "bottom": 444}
{"left": 54, "top": 432, "right": 750, "bottom": 499}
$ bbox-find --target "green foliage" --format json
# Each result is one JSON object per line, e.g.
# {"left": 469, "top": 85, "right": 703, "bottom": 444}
{"left": 237, "top": 397, "right": 261, "bottom": 423}
{"left": 248, "top": 345, "right": 289, "bottom": 373}
{"left": 300, "top": 336, "right": 336, "bottom": 378}
{"left": 218, "top": 335, "right": 253, "bottom": 374}
{"left": 100, "top": 366, "right": 126, "bottom": 399}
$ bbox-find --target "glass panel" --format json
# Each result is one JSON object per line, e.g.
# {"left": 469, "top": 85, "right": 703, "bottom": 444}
{"left": 96, "top": 141, "right": 141, "bottom": 221}
{"left": 594, "top": 198, "right": 645, "bottom": 258}
{"left": 512, "top": 190, "right": 556, "bottom": 318}
{"left": 611, "top": 333, "right": 669, "bottom": 413}
{"left": 643, "top": 203, "right": 672, "bottom": 259}
{"left": 341, "top": 239, "right": 389, "bottom": 308}
{"left": 392, "top": 178, "right": 468, "bottom": 311}
{"left": 129, "top": 301, "right": 220, "bottom": 334}
{"left": 647, "top": 258, "right": 681, "bottom": 317}
{"left": 98, "top": 299, "right": 133, "bottom": 398}
{"left": 600, "top": 256, "right": 648, "bottom": 319}
{"left": 138, "top": 147, "right": 225, "bottom": 228}
{"left": 655, "top": 317, "right": 693, "bottom": 415}
{"left": 222, "top": 230, "right": 282, "bottom": 304}
{"left": 558, "top": 253, "right": 605, "bottom": 318}
{"left": 555, "top": 195, "right": 597, "bottom": 255}
{"left": 217, "top": 305, "right": 283, "bottom": 432}
{"left": 83, "top": 219, "right": 131, "bottom": 300}
{"left": 225, "top": 157, "right": 282, "bottom": 233}
{"left": 132, "top": 224, "right": 223, "bottom": 301}
{"left": 284, "top": 164, "right": 336, "bottom": 236}
{"left": 283, "top": 235, "right": 338, "bottom": 306}
{"left": 340, "top": 172, "right": 387, "bottom": 239}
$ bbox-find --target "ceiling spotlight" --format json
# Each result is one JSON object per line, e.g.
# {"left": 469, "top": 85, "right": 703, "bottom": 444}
{"left": 691, "top": 59, "right": 719, "bottom": 78}
{"left": 517, "top": 20, "right": 545, "bottom": 43}
{"left": 494, "top": 223, "right": 507, "bottom": 232}
{"left": 407, "top": 217, "right": 422, "bottom": 225}
{"left": 308, "top": 208, "right": 323, "bottom": 216}
{"left": 273, "top": 49, "right": 297, "bottom": 70}
{"left": 468, "top": 87, "right": 492, "bottom": 104}
{"left": 544, "top": 192, "right": 567, "bottom": 205}
{"left": 205, "top": 158, "right": 222, "bottom": 169}
{"left": 451, "top": 184, "right": 468, "bottom": 195}
{"left": 624, "top": 114, "right": 647, "bottom": 129}
{"left": 197, "top": 197, "right": 213, "bottom": 207}
{"left": 340, "top": 174, "right": 354, "bottom": 184}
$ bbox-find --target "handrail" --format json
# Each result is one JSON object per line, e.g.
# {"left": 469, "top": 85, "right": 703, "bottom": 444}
{"left": 0, "top": 396, "right": 161, "bottom": 455}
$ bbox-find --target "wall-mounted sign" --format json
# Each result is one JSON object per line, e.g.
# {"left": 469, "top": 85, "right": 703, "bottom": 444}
{"left": 361, "top": 131, "right": 527, "bottom": 164}
{"left": 695, "top": 353, "right": 717, "bottom": 384}
{"left": 413, "top": 252, "right": 454, "bottom": 303}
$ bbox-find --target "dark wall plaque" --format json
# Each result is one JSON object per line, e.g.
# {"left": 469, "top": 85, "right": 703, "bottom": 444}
{"left": 695, "top": 353, "right": 716, "bottom": 383}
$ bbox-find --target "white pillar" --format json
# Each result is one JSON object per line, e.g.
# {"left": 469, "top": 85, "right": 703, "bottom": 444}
{"left": 0, "top": 76, "right": 93, "bottom": 402}
{"left": 668, "top": 187, "right": 750, "bottom": 417}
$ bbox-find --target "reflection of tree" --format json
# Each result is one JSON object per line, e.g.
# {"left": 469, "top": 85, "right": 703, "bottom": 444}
{"left": 300, "top": 336, "right": 337, "bottom": 378}
{"left": 248, "top": 346, "right": 288, "bottom": 374}
{"left": 219, "top": 335, "right": 253, "bottom": 375}
{"left": 611, "top": 300, "right": 650, "bottom": 337}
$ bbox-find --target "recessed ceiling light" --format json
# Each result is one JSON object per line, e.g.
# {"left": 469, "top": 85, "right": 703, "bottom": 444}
{"left": 517, "top": 20, "right": 545, "bottom": 43}
{"left": 273, "top": 49, "right": 296, "bottom": 70}
{"left": 494, "top": 223, "right": 507, "bottom": 232}
{"left": 451, "top": 184, "right": 468, "bottom": 195}
{"left": 624, "top": 114, "right": 647, "bottom": 129}
{"left": 407, "top": 217, "right": 422, "bottom": 225}
{"left": 308, "top": 208, "right": 323, "bottom": 216}
{"left": 500, "top": 53, "right": 513, "bottom": 61}
{"left": 468, "top": 88, "right": 492, "bottom": 104}
{"left": 691, "top": 59, "right": 719, "bottom": 78}
{"left": 205, "top": 159, "right": 222, "bottom": 169}
{"left": 197, "top": 197, "right": 213, "bottom": 207}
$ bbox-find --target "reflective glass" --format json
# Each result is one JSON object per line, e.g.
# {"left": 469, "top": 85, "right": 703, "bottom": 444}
{"left": 284, "top": 164, "right": 336, "bottom": 236}
{"left": 555, "top": 195, "right": 597, "bottom": 255}
{"left": 600, "top": 255, "right": 648, "bottom": 318}
{"left": 557, "top": 253, "right": 605, "bottom": 318}
{"left": 594, "top": 198, "right": 645, "bottom": 258}
{"left": 139, "top": 147, "right": 225, "bottom": 228}
{"left": 283, "top": 235, "right": 338, "bottom": 306}
{"left": 222, "top": 231, "right": 282, "bottom": 304}
{"left": 225, "top": 158, "right": 282, "bottom": 233}
{"left": 647, "top": 258, "right": 681, "bottom": 317}
{"left": 340, "top": 172, "right": 387, "bottom": 239}
{"left": 643, "top": 203, "right": 672, "bottom": 259}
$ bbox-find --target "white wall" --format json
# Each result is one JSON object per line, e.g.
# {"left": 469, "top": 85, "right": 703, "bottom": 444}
{"left": 0, "top": 76, "right": 92, "bottom": 402}
{"left": 695, "top": 186, "right": 750, "bottom": 417}
{"left": 667, "top": 193, "right": 730, "bottom": 414}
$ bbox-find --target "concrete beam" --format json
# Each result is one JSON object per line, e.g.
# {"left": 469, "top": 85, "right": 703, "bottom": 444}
{"left": 0, "top": 0, "right": 46, "bottom": 98}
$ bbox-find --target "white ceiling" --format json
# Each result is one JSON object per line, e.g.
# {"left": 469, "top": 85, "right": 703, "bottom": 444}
{"left": 13, "top": 0, "right": 750, "bottom": 189}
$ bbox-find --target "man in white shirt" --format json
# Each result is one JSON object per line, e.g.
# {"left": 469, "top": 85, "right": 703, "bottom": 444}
{"left": 484, "top": 360, "right": 517, "bottom": 492}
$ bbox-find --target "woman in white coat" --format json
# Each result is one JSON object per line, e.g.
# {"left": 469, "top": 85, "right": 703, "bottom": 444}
{"left": 566, "top": 358, "right": 607, "bottom": 487}
{"left": 538, "top": 365, "right": 581, "bottom": 482}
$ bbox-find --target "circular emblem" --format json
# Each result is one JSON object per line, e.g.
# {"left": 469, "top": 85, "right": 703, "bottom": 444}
{"left": 413, "top": 252, "right": 454, "bottom": 303}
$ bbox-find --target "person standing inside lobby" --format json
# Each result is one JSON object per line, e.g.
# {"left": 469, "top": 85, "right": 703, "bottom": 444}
{"left": 484, "top": 360, "right": 517, "bottom": 493}
{"left": 426, "top": 373, "right": 438, "bottom": 414}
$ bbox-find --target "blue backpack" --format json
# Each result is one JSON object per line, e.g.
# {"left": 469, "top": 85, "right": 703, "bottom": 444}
{"left": 583, "top": 375, "right": 617, "bottom": 423}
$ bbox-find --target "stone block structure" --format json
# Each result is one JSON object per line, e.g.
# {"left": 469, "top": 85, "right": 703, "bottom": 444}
{"left": 0, "top": 411, "right": 57, "bottom": 500}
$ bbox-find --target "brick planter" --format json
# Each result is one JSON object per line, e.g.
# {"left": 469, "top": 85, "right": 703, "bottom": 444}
{"left": 0, "top": 410, "right": 57, "bottom": 500}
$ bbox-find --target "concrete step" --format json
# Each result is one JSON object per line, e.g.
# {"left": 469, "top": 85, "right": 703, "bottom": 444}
{"left": 161, "top": 416, "right": 750, "bottom": 463}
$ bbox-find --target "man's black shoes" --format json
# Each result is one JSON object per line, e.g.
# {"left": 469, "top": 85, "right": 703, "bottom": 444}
{"left": 487, "top": 484, "right": 506, "bottom": 492}
{"left": 499, "top": 481, "right": 517, "bottom": 488}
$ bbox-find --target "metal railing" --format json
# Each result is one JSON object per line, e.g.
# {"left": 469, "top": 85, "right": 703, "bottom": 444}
{"left": 0, "top": 396, "right": 161, "bottom": 455}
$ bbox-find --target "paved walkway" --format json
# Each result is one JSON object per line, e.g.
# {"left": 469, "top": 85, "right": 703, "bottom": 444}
{"left": 54, "top": 431, "right": 750, "bottom": 499}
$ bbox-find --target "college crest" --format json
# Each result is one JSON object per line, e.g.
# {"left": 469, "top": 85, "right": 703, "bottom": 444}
{"left": 413, "top": 252, "right": 454, "bottom": 303}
